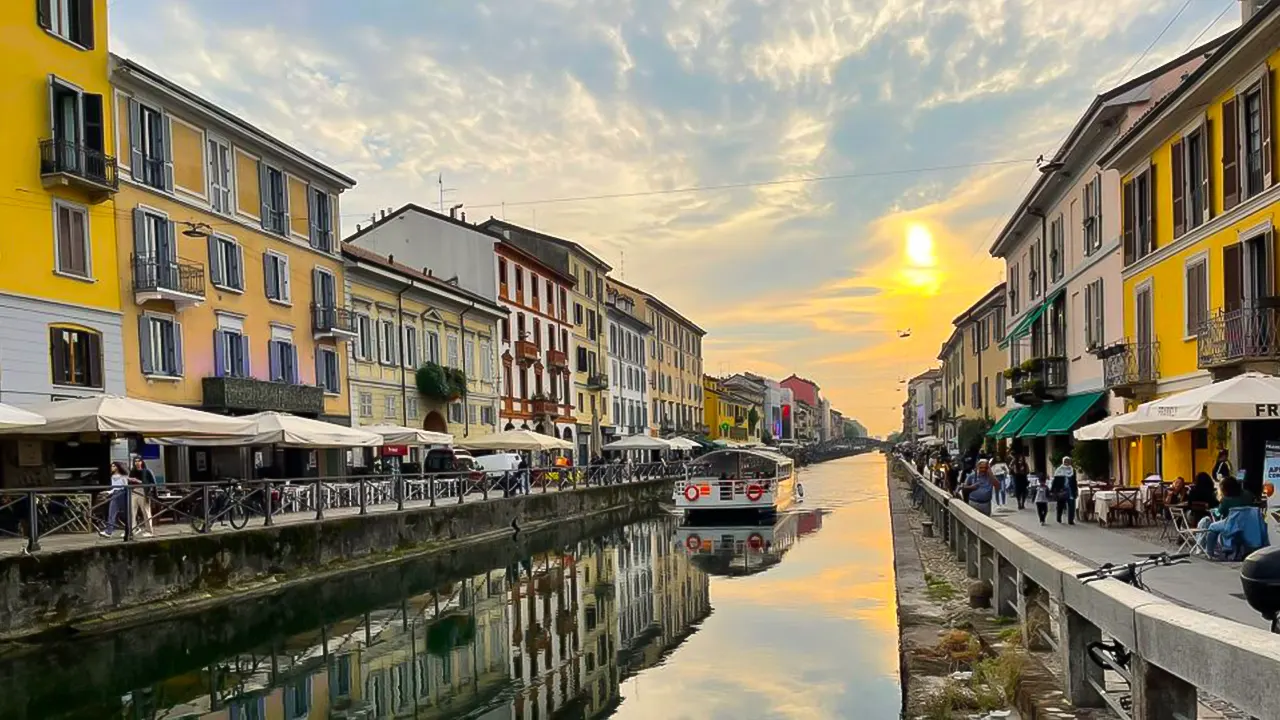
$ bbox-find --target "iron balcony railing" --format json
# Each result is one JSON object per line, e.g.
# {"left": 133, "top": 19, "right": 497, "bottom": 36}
{"left": 132, "top": 254, "right": 205, "bottom": 297}
{"left": 1008, "top": 355, "right": 1067, "bottom": 404}
{"left": 311, "top": 303, "right": 356, "bottom": 336}
{"left": 1101, "top": 340, "right": 1159, "bottom": 391}
{"left": 39, "top": 138, "right": 119, "bottom": 192}
{"left": 1197, "top": 304, "right": 1280, "bottom": 368}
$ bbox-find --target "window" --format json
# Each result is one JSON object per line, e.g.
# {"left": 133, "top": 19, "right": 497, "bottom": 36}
{"left": 498, "top": 258, "right": 508, "bottom": 296}
{"left": 1173, "top": 125, "right": 1209, "bottom": 238}
{"left": 406, "top": 396, "right": 419, "bottom": 420}
{"left": 468, "top": 404, "right": 478, "bottom": 424}
{"left": 447, "top": 333, "right": 460, "bottom": 368}
{"left": 378, "top": 320, "right": 397, "bottom": 365}
{"left": 577, "top": 347, "right": 588, "bottom": 371}
{"left": 309, "top": 187, "right": 334, "bottom": 252}
{"left": 317, "top": 347, "right": 340, "bottom": 393}
{"left": 214, "top": 317, "right": 250, "bottom": 378}
{"left": 403, "top": 325, "right": 419, "bottom": 368}
{"left": 1082, "top": 175, "right": 1103, "bottom": 256}
{"left": 1083, "top": 278, "right": 1104, "bottom": 351}
{"left": 207, "top": 136, "right": 233, "bottom": 214}
{"left": 1028, "top": 243, "right": 1042, "bottom": 299}
{"left": 559, "top": 288, "right": 568, "bottom": 319}
{"left": 47, "top": 78, "right": 106, "bottom": 183}
{"left": 1243, "top": 86, "right": 1266, "bottom": 199}
{"left": 208, "top": 235, "right": 243, "bottom": 291}
{"left": 1122, "top": 166, "right": 1154, "bottom": 265}
{"left": 971, "top": 381, "right": 981, "bottom": 409}
{"left": 53, "top": 199, "right": 90, "bottom": 278}
{"left": 465, "top": 337, "right": 476, "bottom": 374}
{"left": 481, "top": 404, "right": 495, "bottom": 426}
{"left": 531, "top": 273, "right": 540, "bottom": 306}
{"left": 449, "top": 402, "right": 463, "bottom": 424}
{"left": 384, "top": 395, "right": 397, "bottom": 417}
{"left": 269, "top": 336, "right": 298, "bottom": 383}
{"left": 587, "top": 310, "right": 597, "bottom": 341}
{"left": 263, "top": 252, "right": 291, "bottom": 302}
{"left": 259, "top": 163, "right": 288, "bottom": 235}
{"left": 545, "top": 280, "right": 554, "bottom": 315}
{"left": 585, "top": 270, "right": 594, "bottom": 299}
{"left": 128, "top": 99, "right": 171, "bottom": 192}
{"left": 515, "top": 267, "right": 524, "bottom": 303}
{"left": 139, "top": 313, "right": 183, "bottom": 377}
{"left": 996, "top": 375, "right": 1006, "bottom": 406}
{"left": 355, "top": 313, "right": 373, "bottom": 361}
{"left": 1185, "top": 256, "right": 1209, "bottom": 337}
{"left": 49, "top": 325, "right": 102, "bottom": 388}
{"left": 426, "top": 329, "right": 441, "bottom": 364}
{"left": 480, "top": 339, "right": 493, "bottom": 381}
{"left": 574, "top": 302, "right": 584, "bottom": 325}
{"left": 38, "top": 0, "right": 95, "bottom": 47}
{"left": 359, "top": 392, "right": 374, "bottom": 417}
{"left": 1049, "top": 215, "right": 1064, "bottom": 282}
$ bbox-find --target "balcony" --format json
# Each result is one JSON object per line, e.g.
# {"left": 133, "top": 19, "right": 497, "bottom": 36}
{"left": 1197, "top": 304, "right": 1280, "bottom": 372}
{"left": 546, "top": 348, "right": 568, "bottom": 371}
{"left": 311, "top": 304, "right": 358, "bottom": 339}
{"left": 132, "top": 254, "right": 205, "bottom": 308}
{"left": 586, "top": 373, "right": 609, "bottom": 391}
{"left": 515, "top": 340, "right": 539, "bottom": 366}
{"left": 531, "top": 396, "right": 559, "bottom": 418}
{"left": 1100, "top": 340, "right": 1160, "bottom": 398}
{"left": 39, "top": 139, "right": 119, "bottom": 199}
{"left": 202, "top": 376, "right": 325, "bottom": 416}
{"left": 1007, "top": 356, "right": 1067, "bottom": 405}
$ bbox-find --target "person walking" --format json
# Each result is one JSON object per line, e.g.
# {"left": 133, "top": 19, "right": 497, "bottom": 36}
{"left": 131, "top": 457, "right": 157, "bottom": 537}
{"left": 1213, "top": 449, "right": 1233, "bottom": 482}
{"left": 960, "top": 459, "right": 997, "bottom": 517}
{"left": 99, "top": 461, "right": 132, "bottom": 538}
{"left": 1050, "top": 456, "right": 1079, "bottom": 525}
{"left": 1033, "top": 475, "right": 1050, "bottom": 525}
{"left": 1011, "top": 453, "right": 1030, "bottom": 510}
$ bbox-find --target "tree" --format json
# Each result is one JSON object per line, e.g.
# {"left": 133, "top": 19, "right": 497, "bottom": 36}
{"left": 1072, "top": 440, "right": 1111, "bottom": 481}
{"left": 415, "top": 362, "right": 467, "bottom": 402}
{"left": 748, "top": 407, "right": 760, "bottom": 433}
{"left": 957, "top": 418, "right": 994, "bottom": 455}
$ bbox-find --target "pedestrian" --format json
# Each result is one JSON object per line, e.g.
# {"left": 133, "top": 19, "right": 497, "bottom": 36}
{"left": 1033, "top": 475, "right": 1050, "bottom": 525}
{"left": 99, "top": 461, "right": 132, "bottom": 538}
{"left": 1011, "top": 453, "right": 1030, "bottom": 510}
{"left": 960, "top": 459, "right": 997, "bottom": 516}
{"left": 1212, "top": 449, "right": 1233, "bottom": 482}
{"left": 131, "top": 457, "right": 156, "bottom": 537}
{"left": 1050, "top": 456, "right": 1078, "bottom": 525}
{"left": 990, "top": 457, "right": 1008, "bottom": 507}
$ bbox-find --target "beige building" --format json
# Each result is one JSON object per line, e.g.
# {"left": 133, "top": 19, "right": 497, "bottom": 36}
{"left": 939, "top": 284, "right": 1009, "bottom": 448}
{"left": 609, "top": 279, "right": 705, "bottom": 436}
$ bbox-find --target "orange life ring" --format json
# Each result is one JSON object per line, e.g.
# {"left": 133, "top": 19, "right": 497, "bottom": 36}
{"left": 683, "top": 485, "right": 700, "bottom": 501}
{"left": 685, "top": 534, "right": 701, "bottom": 550}
{"left": 746, "top": 483, "right": 764, "bottom": 501}
{"left": 748, "top": 533, "right": 764, "bottom": 549}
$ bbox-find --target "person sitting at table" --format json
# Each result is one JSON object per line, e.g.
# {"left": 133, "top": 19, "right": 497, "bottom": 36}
{"left": 1187, "top": 472, "right": 1219, "bottom": 517}
{"left": 1197, "top": 476, "right": 1256, "bottom": 559}
{"left": 1166, "top": 477, "right": 1188, "bottom": 505}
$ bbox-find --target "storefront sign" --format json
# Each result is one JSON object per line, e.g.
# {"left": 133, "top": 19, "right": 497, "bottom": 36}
{"left": 1263, "top": 440, "right": 1280, "bottom": 486}
{"left": 381, "top": 445, "right": 408, "bottom": 457}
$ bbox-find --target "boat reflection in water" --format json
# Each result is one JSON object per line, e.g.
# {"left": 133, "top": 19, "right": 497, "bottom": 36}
{"left": 675, "top": 509, "right": 826, "bottom": 578}
{"left": 92, "top": 517, "right": 712, "bottom": 720}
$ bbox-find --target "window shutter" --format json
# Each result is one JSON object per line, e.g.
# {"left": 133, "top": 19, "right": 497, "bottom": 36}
{"left": 1201, "top": 118, "right": 1214, "bottom": 221}
{"left": 240, "top": 334, "right": 251, "bottom": 376}
{"left": 1223, "top": 96, "right": 1240, "bottom": 210}
{"left": 173, "top": 322, "right": 184, "bottom": 376}
{"left": 1223, "top": 243, "right": 1243, "bottom": 313}
{"left": 86, "top": 331, "right": 102, "bottom": 388}
{"left": 258, "top": 162, "right": 271, "bottom": 230}
{"left": 138, "top": 316, "right": 154, "bottom": 375}
{"left": 1186, "top": 266, "right": 1198, "bottom": 337}
{"left": 263, "top": 254, "right": 278, "bottom": 299}
{"left": 1084, "top": 286, "right": 1093, "bottom": 348}
{"left": 307, "top": 185, "right": 318, "bottom": 249}
{"left": 290, "top": 345, "right": 299, "bottom": 384}
{"left": 1171, "top": 140, "right": 1186, "bottom": 238}
{"left": 1146, "top": 166, "right": 1157, "bottom": 251}
{"left": 327, "top": 194, "right": 338, "bottom": 253}
{"left": 1262, "top": 69, "right": 1273, "bottom": 188}
{"left": 49, "top": 328, "right": 66, "bottom": 384}
{"left": 213, "top": 330, "right": 226, "bottom": 377}
{"left": 280, "top": 257, "right": 290, "bottom": 301}
{"left": 1122, "top": 180, "right": 1135, "bottom": 265}
{"left": 82, "top": 93, "right": 104, "bottom": 155}
{"left": 37, "top": 0, "right": 52, "bottom": 29}
{"left": 128, "top": 99, "right": 143, "bottom": 180}
{"left": 208, "top": 239, "right": 224, "bottom": 287}
{"left": 160, "top": 115, "right": 174, "bottom": 192}
{"left": 311, "top": 267, "right": 322, "bottom": 307}
{"left": 269, "top": 340, "right": 281, "bottom": 381}
{"left": 232, "top": 243, "right": 243, "bottom": 289}
{"left": 75, "top": 0, "right": 94, "bottom": 48}
{"left": 315, "top": 347, "right": 323, "bottom": 389}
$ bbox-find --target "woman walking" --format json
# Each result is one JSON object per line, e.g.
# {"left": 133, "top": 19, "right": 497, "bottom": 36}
{"left": 98, "top": 462, "right": 132, "bottom": 538}
{"left": 1011, "top": 453, "right": 1030, "bottom": 510}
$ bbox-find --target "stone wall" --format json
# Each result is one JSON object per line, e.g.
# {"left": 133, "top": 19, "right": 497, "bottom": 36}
{"left": 0, "top": 478, "right": 670, "bottom": 639}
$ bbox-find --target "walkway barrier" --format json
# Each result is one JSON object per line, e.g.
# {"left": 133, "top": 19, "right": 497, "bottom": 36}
{"left": 894, "top": 455, "right": 1280, "bottom": 720}
{"left": 0, "top": 461, "right": 689, "bottom": 553}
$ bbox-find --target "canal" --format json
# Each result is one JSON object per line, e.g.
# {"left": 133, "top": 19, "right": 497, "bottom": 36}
{"left": 0, "top": 454, "right": 900, "bottom": 720}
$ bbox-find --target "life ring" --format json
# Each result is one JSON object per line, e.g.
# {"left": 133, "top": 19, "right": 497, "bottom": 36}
{"left": 685, "top": 534, "right": 701, "bottom": 551}
{"left": 747, "top": 533, "right": 764, "bottom": 550}
{"left": 746, "top": 483, "right": 764, "bottom": 501}
{"left": 683, "top": 485, "right": 700, "bottom": 501}
{"left": 795, "top": 483, "right": 806, "bottom": 499}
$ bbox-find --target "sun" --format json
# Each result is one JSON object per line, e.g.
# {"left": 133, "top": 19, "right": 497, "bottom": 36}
{"left": 905, "top": 224, "right": 936, "bottom": 267}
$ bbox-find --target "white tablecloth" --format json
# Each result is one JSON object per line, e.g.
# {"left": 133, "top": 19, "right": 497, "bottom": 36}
{"left": 1091, "top": 490, "right": 1146, "bottom": 523}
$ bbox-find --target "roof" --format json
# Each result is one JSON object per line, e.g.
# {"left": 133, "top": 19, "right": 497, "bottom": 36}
{"left": 951, "top": 282, "right": 1007, "bottom": 326}
{"left": 341, "top": 203, "right": 493, "bottom": 246}
{"left": 111, "top": 56, "right": 356, "bottom": 188}
{"left": 477, "top": 219, "right": 614, "bottom": 272}
{"left": 609, "top": 278, "right": 707, "bottom": 335}
{"left": 699, "top": 448, "right": 793, "bottom": 466}
{"left": 494, "top": 240, "right": 578, "bottom": 286}
{"left": 937, "top": 327, "right": 963, "bottom": 361}
{"left": 341, "top": 245, "right": 506, "bottom": 314}
{"left": 781, "top": 374, "right": 821, "bottom": 392}
{"left": 989, "top": 33, "right": 1230, "bottom": 257}
{"left": 1100, "top": 3, "right": 1280, "bottom": 167}
{"left": 909, "top": 368, "right": 942, "bottom": 383}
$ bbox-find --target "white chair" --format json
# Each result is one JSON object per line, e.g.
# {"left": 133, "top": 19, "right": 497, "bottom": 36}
{"left": 1171, "top": 507, "right": 1208, "bottom": 557}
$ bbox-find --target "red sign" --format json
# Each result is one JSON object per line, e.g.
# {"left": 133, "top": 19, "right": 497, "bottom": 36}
{"left": 380, "top": 445, "right": 408, "bottom": 457}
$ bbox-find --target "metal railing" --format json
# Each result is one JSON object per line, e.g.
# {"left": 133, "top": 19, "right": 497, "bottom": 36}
{"left": 1102, "top": 339, "right": 1159, "bottom": 391}
{"left": 39, "top": 138, "right": 119, "bottom": 191}
{"left": 311, "top": 303, "right": 356, "bottom": 335}
{"left": 0, "top": 461, "right": 689, "bottom": 553}
{"left": 132, "top": 253, "right": 206, "bottom": 297}
{"left": 1197, "top": 304, "right": 1280, "bottom": 368}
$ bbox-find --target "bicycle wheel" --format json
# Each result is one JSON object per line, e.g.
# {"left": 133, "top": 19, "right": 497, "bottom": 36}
{"left": 227, "top": 503, "right": 249, "bottom": 530}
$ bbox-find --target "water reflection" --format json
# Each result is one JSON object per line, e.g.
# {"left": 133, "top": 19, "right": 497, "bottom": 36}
{"left": 676, "top": 510, "right": 826, "bottom": 578}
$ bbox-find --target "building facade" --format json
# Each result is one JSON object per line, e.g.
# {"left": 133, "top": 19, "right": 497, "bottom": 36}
{"left": 907, "top": 368, "right": 943, "bottom": 440}
{"left": 342, "top": 245, "right": 505, "bottom": 447}
{"left": 2, "top": 0, "right": 126, "bottom": 408}
{"left": 703, "top": 376, "right": 754, "bottom": 441}
{"left": 606, "top": 288, "right": 651, "bottom": 437}
{"left": 1102, "top": 2, "right": 1280, "bottom": 482}
{"left": 610, "top": 280, "right": 705, "bottom": 436}
{"left": 938, "top": 327, "right": 965, "bottom": 446}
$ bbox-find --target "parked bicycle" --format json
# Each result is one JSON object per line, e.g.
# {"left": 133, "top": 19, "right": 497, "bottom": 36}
{"left": 1076, "top": 552, "right": 1190, "bottom": 713}
{"left": 190, "top": 480, "right": 259, "bottom": 532}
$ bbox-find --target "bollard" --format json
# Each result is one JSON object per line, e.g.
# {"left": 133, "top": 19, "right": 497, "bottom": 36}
{"left": 313, "top": 477, "right": 325, "bottom": 521}
{"left": 429, "top": 474, "right": 437, "bottom": 507}
{"left": 1058, "top": 606, "right": 1105, "bottom": 708}
{"left": 358, "top": 477, "right": 368, "bottom": 515}
{"left": 396, "top": 475, "right": 405, "bottom": 512}
{"left": 921, "top": 520, "right": 934, "bottom": 538}
{"left": 263, "top": 481, "right": 274, "bottom": 526}
{"left": 25, "top": 491, "right": 40, "bottom": 553}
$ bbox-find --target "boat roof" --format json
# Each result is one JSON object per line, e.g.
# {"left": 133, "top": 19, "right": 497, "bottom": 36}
{"left": 699, "top": 448, "right": 793, "bottom": 465}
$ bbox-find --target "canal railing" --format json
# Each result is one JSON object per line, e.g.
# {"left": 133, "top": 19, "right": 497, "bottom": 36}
{"left": 0, "top": 461, "right": 688, "bottom": 553}
{"left": 894, "top": 455, "right": 1280, "bottom": 720}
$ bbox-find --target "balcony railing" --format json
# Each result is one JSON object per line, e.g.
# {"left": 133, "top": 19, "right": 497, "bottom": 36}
{"left": 39, "top": 139, "right": 119, "bottom": 196}
{"left": 132, "top": 254, "right": 205, "bottom": 305}
{"left": 546, "top": 348, "right": 568, "bottom": 371}
{"left": 531, "top": 397, "right": 559, "bottom": 418}
{"left": 1197, "top": 304, "right": 1280, "bottom": 369}
{"left": 586, "top": 373, "right": 609, "bottom": 391}
{"left": 515, "top": 340, "right": 539, "bottom": 365}
{"left": 1101, "top": 340, "right": 1159, "bottom": 397}
{"left": 1008, "top": 356, "right": 1067, "bottom": 405}
{"left": 311, "top": 304, "right": 357, "bottom": 337}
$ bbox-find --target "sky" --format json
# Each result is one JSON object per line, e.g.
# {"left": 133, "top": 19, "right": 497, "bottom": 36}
{"left": 108, "top": 0, "right": 1242, "bottom": 436}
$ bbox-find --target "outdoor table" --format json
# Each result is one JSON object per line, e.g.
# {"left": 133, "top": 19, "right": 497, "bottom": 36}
{"left": 1092, "top": 490, "right": 1146, "bottom": 524}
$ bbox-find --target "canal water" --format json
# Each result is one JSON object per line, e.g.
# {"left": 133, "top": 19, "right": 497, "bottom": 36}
{"left": 1, "top": 454, "right": 900, "bottom": 720}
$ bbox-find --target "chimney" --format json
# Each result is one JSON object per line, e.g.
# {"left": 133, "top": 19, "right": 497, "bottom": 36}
{"left": 460, "top": 211, "right": 466, "bottom": 222}
{"left": 1242, "top": 0, "right": 1267, "bottom": 21}
{"left": 380, "top": 209, "right": 386, "bottom": 219}
{"left": 388, "top": 254, "right": 394, "bottom": 264}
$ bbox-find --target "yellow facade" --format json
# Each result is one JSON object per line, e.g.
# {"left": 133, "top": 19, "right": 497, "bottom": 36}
{"left": 702, "top": 376, "right": 751, "bottom": 441}
{"left": 610, "top": 280, "right": 705, "bottom": 436}
{"left": 109, "top": 56, "right": 356, "bottom": 420}
{"left": 566, "top": 250, "right": 613, "bottom": 439}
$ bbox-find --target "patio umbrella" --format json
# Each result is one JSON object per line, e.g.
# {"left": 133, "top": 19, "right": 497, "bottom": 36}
{"left": 1074, "top": 411, "right": 1203, "bottom": 440}
{"left": 666, "top": 436, "right": 701, "bottom": 450}
{"left": 603, "top": 435, "right": 673, "bottom": 451}
{"left": 456, "top": 429, "right": 574, "bottom": 452}
{"left": 160, "top": 411, "right": 383, "bottom": 448}
{"left": 0, "top": 402, "right": 46, "bottom": 430}
{"left": 1134, "top": 372, "right": 1280, "bottom": 422}
{"left": 0, "top": 395, "right": 256, "bottom": 438}
{"left": 361, "top": 424, "right": 453, "bottom": 446}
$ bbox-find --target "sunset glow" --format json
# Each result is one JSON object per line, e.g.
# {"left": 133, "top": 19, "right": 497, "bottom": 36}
{"left": 905, "top": 224, "right": 936, "bottom": 268}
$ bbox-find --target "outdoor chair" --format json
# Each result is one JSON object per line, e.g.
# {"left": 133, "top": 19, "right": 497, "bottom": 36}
{"left": 1109, "top": 488, "right": 1141, "bottom": 526}
{"left": 1171, "top": 507, "right": 1208, "bottom": 557}
{"left": 1145, "top": 485, "right": 1166, "bottom": 526}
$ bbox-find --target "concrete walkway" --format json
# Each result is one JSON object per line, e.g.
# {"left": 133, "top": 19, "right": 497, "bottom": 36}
{"left": 991, "top": 502, "right": 1264, "bottom": 630}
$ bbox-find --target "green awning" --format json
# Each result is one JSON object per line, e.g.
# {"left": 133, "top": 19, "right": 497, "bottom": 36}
{"left": 988, "top": 407, "right": 1033, "bottom": 438}
{"left": 1034, "top": 391, "right": 1104, "bottom": 437}
{"left": 999, "top": 289, "right": 1064, "bottom": 349}
{"left": 1016, "top": 403, "right": 1062, "bottom": 438}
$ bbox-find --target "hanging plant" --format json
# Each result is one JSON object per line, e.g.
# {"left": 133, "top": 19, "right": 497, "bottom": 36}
{"left": 445, "top": 367, "right": 468, "bottom": 399}
{"left": 415, "top": 362, "right": 452, "bottom": 401}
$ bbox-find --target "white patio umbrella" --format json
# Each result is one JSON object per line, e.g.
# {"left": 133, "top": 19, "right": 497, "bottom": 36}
{"left": 603, "top": 435, "right": 673, "bottom": 451}
{"left": 0, "top": 402, "right": 46, "bottom": 430}
{"left": 0, "top": 395, "right": 257, "bottom": 438}
{"left": 361, "top": 424, "right": 453, "bottom": 446}
{"left": 666, "top": 436, "right": 701, "bottom": 450}
{"left": 456, "top": 429, "right": 574, "bottom": 452}
{"left": 1073, "top": 411, "right": 1204, "bottom": 440}
{"left": 154, "top": 411, "right": 383, "bottom": 447}
{"left": 1134, "top": 372, "right": 1280, "bottom": 422}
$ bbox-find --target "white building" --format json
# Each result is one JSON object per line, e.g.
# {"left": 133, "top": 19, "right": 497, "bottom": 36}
{"left": 607, "top": 288, "right": 651, "bottom": 436}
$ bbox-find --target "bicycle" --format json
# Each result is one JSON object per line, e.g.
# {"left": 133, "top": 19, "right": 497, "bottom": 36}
{"left": 1075, "top": 552, "right": 1190, "bottom": 713}
{"left": 190, "top": 481, "right": 253, "bottom": 532}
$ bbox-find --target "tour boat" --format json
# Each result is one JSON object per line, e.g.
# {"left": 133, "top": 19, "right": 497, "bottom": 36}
{"left": 674, "top": 448, "right": 799, "bottom": 519}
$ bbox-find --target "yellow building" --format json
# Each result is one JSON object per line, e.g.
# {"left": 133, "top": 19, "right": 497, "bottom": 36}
{"left": 609, "top": 280, "right": 705, "bottom": 436}
{"left": 702, "top": 376, "right": 752, "bottom": 441}
{"left": 0, "top": 0, "right": 126, "bottom": 406}
{"left": 1102, "top": 3, "right": 1280, "bottom": 482}
{"left": 342, "top": 245, "right": 506, "bottom": 448}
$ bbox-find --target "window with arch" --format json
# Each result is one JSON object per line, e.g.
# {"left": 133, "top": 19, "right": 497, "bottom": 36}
{"left": 49, "top": 324, "right": 103, "bottom": 388}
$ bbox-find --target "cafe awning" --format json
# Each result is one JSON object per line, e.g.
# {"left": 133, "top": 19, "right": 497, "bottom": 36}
{"left": 999, "top": 289, "right": 1063, "bottom": 349}
{"left": 987, "top": 406, "right": 1033, "bottom": 438}
{"left": 1016, "top": 403, "right": 1061, "bottom": 438}
{"left": 1035, "top": 391, "right": 1104, "bottom": 437}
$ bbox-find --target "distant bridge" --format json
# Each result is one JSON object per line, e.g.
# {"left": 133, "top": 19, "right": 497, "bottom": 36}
{"left": 789, "top": 437, "right": 890, "bottom": 465}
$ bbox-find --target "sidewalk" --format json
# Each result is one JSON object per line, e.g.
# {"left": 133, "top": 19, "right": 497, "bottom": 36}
{"left": 991, "top": 502, "right": 1264, "bottom": 630}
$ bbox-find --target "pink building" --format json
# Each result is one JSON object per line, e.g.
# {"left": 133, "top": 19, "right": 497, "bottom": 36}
{"left": 780, "top": 374, "right": 820, "bottom": 409}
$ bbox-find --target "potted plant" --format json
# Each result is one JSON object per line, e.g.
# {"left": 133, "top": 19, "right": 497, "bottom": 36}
{"left": 1021, "top": 358, "right": 1043, "bottom": 373}
{"left": 1002, "top": 367, "right": 1021, "bottom": 380}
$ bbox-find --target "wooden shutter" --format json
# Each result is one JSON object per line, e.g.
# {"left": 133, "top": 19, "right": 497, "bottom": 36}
{"left": 239, "top": 335, "right": 251, "bottom": 376}
{"left": 232, "top": 243, "right": 243, "bottom": 289}
{"left": 1224, "top": 243, "right": 1243, "bottom": 313}
{"left": 128, "top": 99, "right": 143, "bottom": 180}
{"left": 160, "top": 115, "right": 174, "bottom": 192}
{"left": 1122, "top": 179, "right": 1135, "bottom": 265}
{"left": 1223, "top": 96, "right": 1241, "bottom": 210}
{"left": 37, "top": 0, "right": 52, "bottom": 29}
{"left": 138, "top": 316, "right": 154, "bottom": 375}
{"left": 1186, "top": 264, "right": 1200, "bottom": 336}
{"left": 173, "top": 322, "right": 184, "bottom": 376}
{"left": 213, "top": 330, "right": 226, "bottom": 377}
{"left": 1144, "top": 167, "right": 1156, "bottom": 252}
{"left": 82, "top": 93, "right": 103, "bottom": 155}
{"left": 263, "top": 254, "right": 278, "bottom": 299}
{"left": 1172, "top": 140, "right": 1186, "bottom": 238}
{"left": 306, "top": 184, "right": 318, "bottom": 249}
{"left": 85, "top": 331, "right": 102, "bottom": 388}
{"left": 49, "top": 328, "right": 66, "bottom": 384}
{"left": 74, "top": 0, "right": 93, "bottom": 48}
{"left": 1262, "top": 68, "right": 1273, "bottom": 188}
{"left": 1201, "top": 118, "right": 1213, "bottom": 221}
{"left": 315, "top": 348, "right": 323, "bottom": 389}
{"left": 258, "top": 162, "right": 271, "bottom": 230}
{"left": 208, "top": 238, "right": 223, "bottom": 287}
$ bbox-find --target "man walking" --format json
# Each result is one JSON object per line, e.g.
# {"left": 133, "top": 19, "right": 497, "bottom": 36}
{"left": 1050, "top": 456, "right": 1079, "bottom": 525}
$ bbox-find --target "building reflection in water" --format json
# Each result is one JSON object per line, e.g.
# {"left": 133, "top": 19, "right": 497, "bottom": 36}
{"left": 675, "top": 509, "right": 826, "bottom": 578}
{"left": 124, "top": 516, "right": 711, "bottom": 720}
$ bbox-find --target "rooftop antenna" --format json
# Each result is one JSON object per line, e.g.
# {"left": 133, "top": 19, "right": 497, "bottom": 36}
{"left": 437, "top": 174, "right": 457, "bottom": 213}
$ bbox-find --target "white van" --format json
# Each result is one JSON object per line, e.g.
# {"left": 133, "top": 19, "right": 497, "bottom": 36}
{"left": 474, "top": 451, "right": 522, "bottom": 476}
